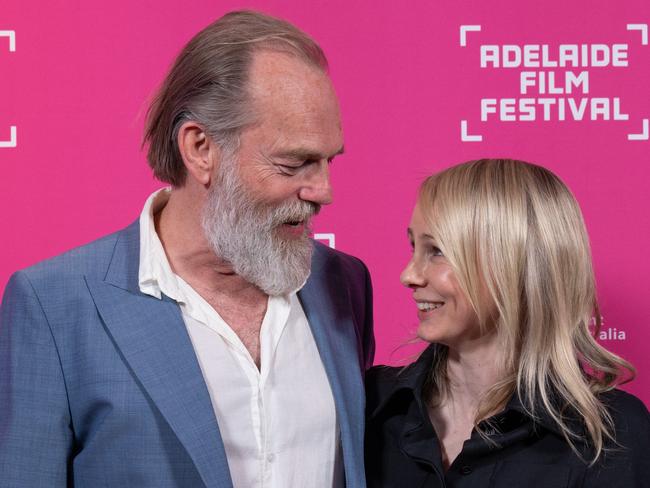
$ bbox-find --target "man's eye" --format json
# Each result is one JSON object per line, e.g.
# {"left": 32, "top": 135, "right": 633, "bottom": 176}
{"left": 277, "top": 164, "right": 300, "bottom": 175}
{"left": 276, "top": 159, "right": 315, "bottom": 174}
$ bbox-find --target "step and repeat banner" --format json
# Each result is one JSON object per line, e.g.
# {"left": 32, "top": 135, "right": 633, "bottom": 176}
{"left": 1, "top": 0, "right": 648, "bottom": 404}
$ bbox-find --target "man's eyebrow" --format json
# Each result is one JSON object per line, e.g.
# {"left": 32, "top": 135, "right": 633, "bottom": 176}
{"left": 274, "top": 145, "right": 345, "bottom": 161}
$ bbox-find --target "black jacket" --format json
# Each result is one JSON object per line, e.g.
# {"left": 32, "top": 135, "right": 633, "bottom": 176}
{"left": 365, "top": 345, "right": 650, "bottom": 487}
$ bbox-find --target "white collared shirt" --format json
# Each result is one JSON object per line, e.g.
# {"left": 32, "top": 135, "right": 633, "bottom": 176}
{"left": 138, "top": 188, "right": 343, "bottom": 488}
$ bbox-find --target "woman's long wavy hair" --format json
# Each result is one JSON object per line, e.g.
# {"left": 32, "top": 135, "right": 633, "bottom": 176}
{"left": 418, "top": 158, "right": 634, "bottom": 463}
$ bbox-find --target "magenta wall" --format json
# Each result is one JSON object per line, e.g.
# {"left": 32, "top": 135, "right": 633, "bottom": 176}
{"left": 1, "top": 0, "right": 648, "bottom": 406}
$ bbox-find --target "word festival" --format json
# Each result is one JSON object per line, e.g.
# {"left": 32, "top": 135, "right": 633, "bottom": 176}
{"left": 479, "top": 43, "right": 630, "bottom": 122}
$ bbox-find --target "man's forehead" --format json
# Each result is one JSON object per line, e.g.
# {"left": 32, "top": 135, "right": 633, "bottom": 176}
{"left": 239, "top": 49, "right": 343, "bottom": 157}
{"left": 247, "top": 50, "right": 333, "bottom": 102}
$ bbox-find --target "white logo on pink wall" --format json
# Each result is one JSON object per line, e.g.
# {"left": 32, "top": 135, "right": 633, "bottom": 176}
{"left": 314, "top": 233, "right": 336, "bottom": 249}
{"left": 0, "top": 30, "right": 16, "bottom": 148}
{"left": 459, "top": 24, "right": 648, "bottom": 142}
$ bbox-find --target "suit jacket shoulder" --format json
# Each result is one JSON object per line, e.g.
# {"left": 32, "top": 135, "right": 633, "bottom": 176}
{"left": 312, "top": 240, "right": 369, "bottom": 276}
{"left": 311, "top": 240, "right": 375, "bottom": 372}
{"left": 17, "top": 223, "right": 130, "bottom": 285}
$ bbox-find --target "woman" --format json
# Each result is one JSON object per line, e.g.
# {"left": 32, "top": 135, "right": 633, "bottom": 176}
{"left": 365, "top": 159, "right": 650, "bottom": 487}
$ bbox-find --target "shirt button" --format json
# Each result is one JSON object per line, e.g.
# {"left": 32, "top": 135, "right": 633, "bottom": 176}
{"left": 460, "top": 465, "right": 472, "bottom": 475}
{"left": 267, "top": 453, "right": 275, "bottom": 463}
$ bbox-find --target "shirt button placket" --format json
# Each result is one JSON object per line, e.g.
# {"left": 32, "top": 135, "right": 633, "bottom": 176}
{"left": 460, "top": 465, "right": 473, "bottom": 475}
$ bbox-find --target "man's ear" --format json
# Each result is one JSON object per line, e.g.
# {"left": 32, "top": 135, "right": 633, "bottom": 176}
{"left": 177, "top": 121, "right": 220, "bottom": 186}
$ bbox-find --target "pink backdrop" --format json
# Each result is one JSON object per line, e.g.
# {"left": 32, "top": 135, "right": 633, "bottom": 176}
{"left": 1, "top": 0, "right": 648, "bottom": 405}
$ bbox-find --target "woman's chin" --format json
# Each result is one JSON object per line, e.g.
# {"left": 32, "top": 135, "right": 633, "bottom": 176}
{"left": 416, "top": 323, "right": 445, "bottom": 344}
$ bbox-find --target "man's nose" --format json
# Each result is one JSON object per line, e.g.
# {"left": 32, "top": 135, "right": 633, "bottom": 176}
{"left": 299, "top": 161, "right": 333, "bottom": 206}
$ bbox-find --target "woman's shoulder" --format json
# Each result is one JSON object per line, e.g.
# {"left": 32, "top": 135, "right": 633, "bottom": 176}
{"left": 365, "top": 365, "right": 405, "bottom": 410}
{"left": 601, "top": 388, "right": 649, "bottom": 419}
{"left": 365, "top": 359, "right": 429, "bottom": 417}
{"left": 365, "top": 346, "right": 439, "bottom": 415}
{"left": 600, "top": 388, "right": 650, "bottom": 439}
{"left": 366, "top": 364, "right": 403, "bottom": 385}
{"left": 578, "top": 389, "right": 650, "bottom": 485}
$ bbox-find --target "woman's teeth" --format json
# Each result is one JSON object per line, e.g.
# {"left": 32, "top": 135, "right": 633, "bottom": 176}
{"left": 417, "top": 302, "right": 443, "bottom": 311}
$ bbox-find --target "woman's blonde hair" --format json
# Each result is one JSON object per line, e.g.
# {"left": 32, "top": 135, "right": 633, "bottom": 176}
{"left": 418, "top": 158, "right": 634, "bottom": 462}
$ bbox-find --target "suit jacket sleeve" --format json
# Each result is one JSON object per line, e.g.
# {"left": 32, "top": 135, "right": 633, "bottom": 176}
{"left": 343, "top": 253, "right": 375, "bottom": 374}
{"left": 359, "top": 258, "right": 375, "bottom": 372}
{"left": 0, "top": 271, "right": 73, "bottom": 487}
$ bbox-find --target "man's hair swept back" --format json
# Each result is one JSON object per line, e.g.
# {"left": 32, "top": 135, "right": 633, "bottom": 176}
{"left": 143, "top": 10, "right": 328, "bottom": 187}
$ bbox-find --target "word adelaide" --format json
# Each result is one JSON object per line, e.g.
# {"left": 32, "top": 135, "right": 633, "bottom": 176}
{"left": 479, "top": 43, "right": 629, "bottom": 122}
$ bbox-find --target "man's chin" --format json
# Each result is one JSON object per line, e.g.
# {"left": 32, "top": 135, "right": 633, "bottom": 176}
{"left": 248, "top": 252, "right": 313, "bottom": 296}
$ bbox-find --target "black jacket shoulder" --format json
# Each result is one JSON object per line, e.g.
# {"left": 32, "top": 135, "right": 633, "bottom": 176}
{"left": 600, "top": 388, "right": 650, "bottom": 449}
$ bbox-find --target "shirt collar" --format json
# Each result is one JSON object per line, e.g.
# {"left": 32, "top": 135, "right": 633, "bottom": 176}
{"left": 138, "top": 187, "right": 184, "bottom": 301}
{"left": 370, "top": 343, "right": 583, "bottom": 440}
{"left": 368, "top": 343, "right": 438, "bottom": 420}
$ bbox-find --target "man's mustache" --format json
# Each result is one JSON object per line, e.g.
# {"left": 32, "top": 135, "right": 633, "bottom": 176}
{"left": 270, "top": 201, "right": 321, "bottom": 226}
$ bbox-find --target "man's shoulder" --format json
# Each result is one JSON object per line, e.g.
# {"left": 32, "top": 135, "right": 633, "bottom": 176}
{"left": 17, "top": 222, "right": 137, "bottom": 286}
{"left": 312, "top": 240, "right": 369, "bottom": 277}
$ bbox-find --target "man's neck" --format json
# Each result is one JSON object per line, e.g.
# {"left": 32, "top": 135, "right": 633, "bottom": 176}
{"left": 155, "top": 188, "right": 265, "bottom": 299}
{"left": 154, "top": 187, "right": 268, "bottom": 367}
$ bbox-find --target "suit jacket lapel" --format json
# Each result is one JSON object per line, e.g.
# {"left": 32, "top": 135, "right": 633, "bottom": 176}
{"left": 86, "top": 222, "right": 232, "bottom": 488}
{"left": 298, "top": 247, "right": 366, "bottom": 488}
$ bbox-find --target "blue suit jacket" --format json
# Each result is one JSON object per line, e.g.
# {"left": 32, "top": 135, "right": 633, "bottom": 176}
{"left": 0, "top": 221, "right": 375, "bottom": 487}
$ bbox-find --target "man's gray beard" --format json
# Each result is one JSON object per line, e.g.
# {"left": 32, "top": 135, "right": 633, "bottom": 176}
{"left": 201, "top": 158, "right": 317, "bottom": 296}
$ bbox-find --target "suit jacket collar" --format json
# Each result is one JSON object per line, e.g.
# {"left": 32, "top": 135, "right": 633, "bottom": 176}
{"left": 102, "top": 219, "right": 141, "bottom": 294}
{"left": 298, "top": 243, "right": 367, "bottom": 488}
{"left": 87, "top": 220, "right": 232, "bottom": 488}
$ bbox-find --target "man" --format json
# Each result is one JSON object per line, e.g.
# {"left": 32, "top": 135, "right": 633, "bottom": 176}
{"left": 0, "top": 11, "right": 374, "bottom": 488}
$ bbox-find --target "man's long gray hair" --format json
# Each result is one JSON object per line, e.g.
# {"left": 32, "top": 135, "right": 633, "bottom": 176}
{"left": 143, "top": 10, "right": 328, "bottom": 187}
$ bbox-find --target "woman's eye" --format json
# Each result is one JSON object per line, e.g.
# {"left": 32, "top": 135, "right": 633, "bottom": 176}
{"left": 429, "top": 246, "right": 443, "bottom": 257}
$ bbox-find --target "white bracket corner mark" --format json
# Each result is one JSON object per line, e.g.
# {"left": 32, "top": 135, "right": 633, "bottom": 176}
{"left": 0, "top": 126, "right": 17, "bottom": 148}
{"left": 0, "top": 30, "right": 16, "bottom": 52}
{"left": 461, "top": 120, "right": 482, "bottom": 142}
{"left": 314, "top": 233, "right": 335, "bottom": 249}
{"left": 0, "top": 31, "right": 17, "bottom": 148}
{"left": 627, "top": 24, "right": 648, "bottom": 45}
{"left": 460, "top": 25, "right": 481, "bottom": 47}
{"left": 628, "top": 119, "right": 649, "bottom": 141}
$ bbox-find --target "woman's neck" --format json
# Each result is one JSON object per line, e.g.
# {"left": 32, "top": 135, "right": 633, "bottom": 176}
{"left": 428, "top": 335, "right": 505, "bottom": 470}
{"left": 444, "top": 336, "right": 503, "bottom": 412}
